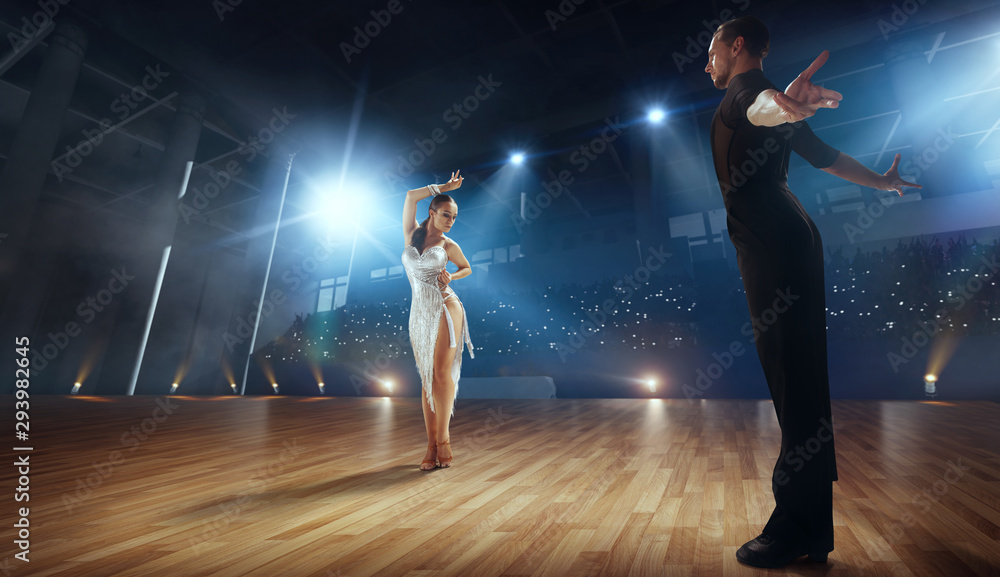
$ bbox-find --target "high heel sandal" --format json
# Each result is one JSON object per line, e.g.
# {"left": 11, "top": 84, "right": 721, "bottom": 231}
{"left": 420, "top": 445, "right": 437, "bottom": 471}
{"left": 436, "top": 440, "right": 452, "bottom": 468}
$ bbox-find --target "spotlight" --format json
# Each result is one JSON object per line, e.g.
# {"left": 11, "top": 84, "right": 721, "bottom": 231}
{"left": 924, "top": 374, "right": 937, "bottom": 395}
{"left": 272, "top": 383, "right": 280, "bottom": 395}
{"left": 169, "top": 382, "right": 179, "bottom": 395}
{"left": 230, "top": 383, "right": 237, "bottom": 394}
{"left": 383, "top": 379, "right": 394, "bottom": 393}
{"left": 510, "top": 152, "right": 525, "bottom": 165}
{"left": 318, "top": 382, "right": 326, "bottom": 395}
{"left": 71, "top": 382, "right": 81, "bottom": 394}
{"left": 645, "top": 378, "right": 657, "bottom": 393}
{"left": 647, "top": 108, "right": 666, "bottom": 123}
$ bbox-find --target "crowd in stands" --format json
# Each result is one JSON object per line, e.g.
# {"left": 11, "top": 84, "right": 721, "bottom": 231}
{"left": 824, "top": 235, "right": 998, "bottom": 340}
{"left": 261, "top": 235, "right": 999, "bottom": 365}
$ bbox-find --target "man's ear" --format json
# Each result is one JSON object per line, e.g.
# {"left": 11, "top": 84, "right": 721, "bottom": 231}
{"left": 731, "top": 36, "right": 744, "bottom": 56}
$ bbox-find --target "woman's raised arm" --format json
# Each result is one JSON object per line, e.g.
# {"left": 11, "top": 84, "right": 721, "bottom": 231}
{"left": 403, "top": 186, "right": 430, "bottom": 245}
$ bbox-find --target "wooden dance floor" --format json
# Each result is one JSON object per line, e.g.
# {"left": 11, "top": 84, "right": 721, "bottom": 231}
{"left": 4, "top": 395, "right": 1000, "bottom": 577}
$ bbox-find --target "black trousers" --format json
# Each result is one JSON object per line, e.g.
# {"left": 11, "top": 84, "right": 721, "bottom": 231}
{"left": 726, "top": 183, "right": 838, "bottom": 551}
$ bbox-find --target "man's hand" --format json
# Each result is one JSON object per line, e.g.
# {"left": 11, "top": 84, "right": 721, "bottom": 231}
{"left": 772, "top": 51, "right": 843, "bottom": 122}
{"left": 881, "top": 153, "right": 922, "bottom": 196}
{"left": 822, "top": 152, "right": 923, "bottom": 195}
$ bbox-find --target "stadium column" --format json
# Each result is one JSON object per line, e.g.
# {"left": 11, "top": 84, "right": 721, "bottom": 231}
{"left": 137, "top": 213, "right": 219, "bottom": 395}
{"left": 181, "top": 237, "right": 246, "bottom": 394}
{"left": 0, "top": 21, "right": 88, "bottom": 392}
{"left": 224, "top": 142, "right": 294, "bottom": 395}
{"left": 95, "top": 92, "right": 206, "bottom": 395}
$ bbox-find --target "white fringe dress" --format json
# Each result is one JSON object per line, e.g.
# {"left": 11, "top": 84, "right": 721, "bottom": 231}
{"left": 401, "top": 239, "right": 474, "bottom": 415}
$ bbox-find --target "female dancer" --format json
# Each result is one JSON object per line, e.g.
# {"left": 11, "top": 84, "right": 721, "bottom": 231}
{"left": 401, "top": 170, "right": 474, "bottom": 470}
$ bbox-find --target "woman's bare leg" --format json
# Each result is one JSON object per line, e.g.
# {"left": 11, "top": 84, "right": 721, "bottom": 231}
{"left": 416, "top": 350, "right": 438, "bottom": 469}
{"left": 431, "top": 299, "right": 463, "bottom": 463}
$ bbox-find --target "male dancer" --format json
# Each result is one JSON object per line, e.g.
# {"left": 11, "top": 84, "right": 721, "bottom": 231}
{"left": 705, "top": 16, "right": 919, "bottom": 568}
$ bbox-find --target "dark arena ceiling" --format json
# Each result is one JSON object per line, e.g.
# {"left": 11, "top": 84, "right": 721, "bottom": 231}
{"left": 1, "top": 0, "right": 999, "bottom": 254}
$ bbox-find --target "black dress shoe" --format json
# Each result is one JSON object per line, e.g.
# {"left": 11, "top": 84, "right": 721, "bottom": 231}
{"left": 736, "top": 534, "right": 829, "bottom": 568}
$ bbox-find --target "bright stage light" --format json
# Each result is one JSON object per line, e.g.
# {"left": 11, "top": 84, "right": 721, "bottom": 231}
{"left": 230, "top": 383, "right": 237, "bottom": 394}
{"left": 71, "top": 382, "right": 81, "bottom": 394}
{"left": 306, "top": 171, "right": 379, "bottom": 232}
{"left": 383, "top": 379, "right": 394, "bottom": 393}
{"left": 318, "top": 382, "right": 326, "bottom": 395}
{"left": 924, "top": 374, "right": 937, "bottom": 395}
{"left": 272, "top": 383, "right": 280, "bottom": 394}
{"left": 510, "top": 152, "right": 525, "bottom": 165}
{"left": 169, "top": 382, "right": 179, "bottom": 395}
{"left": 645, "top": 377, "right": 657, "bottom": 393}
{"left": 647, "top": 108, "right": 666, "bottom": 123}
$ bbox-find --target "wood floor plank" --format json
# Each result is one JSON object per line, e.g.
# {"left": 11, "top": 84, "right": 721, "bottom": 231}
{"left": 3, "top": 396, "right": 999, "bottom": 576}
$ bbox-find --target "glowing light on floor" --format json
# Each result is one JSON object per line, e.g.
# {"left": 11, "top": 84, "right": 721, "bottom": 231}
{"left": 924, "top": 374, "right": 938, "bottom": 395}
{"left": 925, "top": 336, "right": 958, "bottom": 395}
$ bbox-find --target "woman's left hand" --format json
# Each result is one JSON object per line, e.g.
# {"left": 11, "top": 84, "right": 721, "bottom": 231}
{"left": 437, "top": 269, "right": 452, "bottom": 288}
{"left": 440, "top": 170, "right": 463, "bottom": 193}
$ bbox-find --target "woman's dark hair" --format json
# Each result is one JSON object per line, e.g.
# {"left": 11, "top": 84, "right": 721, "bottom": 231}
{"left": 715, "top": 16, "right": 769, "bottom": 59}
{"left": 410, "top": 194, "right": 455, "bottom": 252}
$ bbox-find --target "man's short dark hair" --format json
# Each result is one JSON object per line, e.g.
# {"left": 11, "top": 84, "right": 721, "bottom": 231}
{"left": 715, "top": 16, "right": 770, "bottom": 59}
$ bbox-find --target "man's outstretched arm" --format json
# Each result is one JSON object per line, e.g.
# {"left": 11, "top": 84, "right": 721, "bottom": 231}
{"left": 748, "top": 51, "right": 842, "bottom": 127}
{"left": 822, "top": 152, "right": 922, "bottom": 196}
